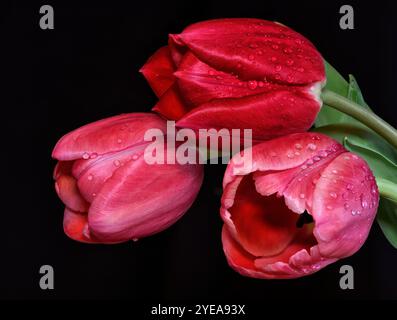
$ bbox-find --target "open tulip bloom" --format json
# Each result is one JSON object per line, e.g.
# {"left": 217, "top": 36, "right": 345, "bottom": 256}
{"left": 52, "top": 18, "right": 397, "bottom": 279}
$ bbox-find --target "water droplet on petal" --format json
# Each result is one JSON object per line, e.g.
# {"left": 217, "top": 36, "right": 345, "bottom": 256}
{"left": 307, "top": 143, "right": 317, "bottom": 151}
{"left": 313, "top": 156, "right": 321, "bottom": 162}
{"left": 287, "top": 152, "right": 294, "bottom": 159}
{"left": 271, "top": 56, "right": 277, "bottom": 62}
{"left": 272, "top": 44, "right": 279, "bottom": 50}
{"left": 312, "top": 178, "right": 318, "bottom": 185}
{"left": 286, "top": 59, "right": 294, "bottom": 66}
{"left": 326, "top": 205, "right": 333, "bottom": 210}
{"left": 332, "top": 169, "right": 338, "bottom": 174}
{"left": 275, "top": 65, "right": 282, "bottom": 71}
{"left": 248, "top": 80, "right": 258, "bottom": 90}
{"left": 117, "top": 139, "right": 122, "bottom": 144}
{"left": 113, "top": 160, "right": 120, "bottom": 167}
{"left": 294, "top": 151, "right": 300, "bottom": 156}
{"left": 344, "top": 156, "right": 350, "bottom": 160}
{"left": 295, "top": 143, "right": 302, "bottom": 150}
{"left": 87, "top": 174, "right": 93, "bottom": 181}
{"left": 89, "top": 152, "right": 98, "bottom": 159}
{"left": 248, "top": 54, "right": 255, "bottom": 61}
{"left": 132, "top": 238, "right": 139, "bottom": 242}
{"left": 132, "top": 154, "right": 139, "bottom": 160}
{"left": 371, "top": 185, "right": 377, "bottom": 195}
{"left": 92, "top": 193, "right": 96, "bottom": 197}
{"left": 299, "top": 193, "right": 305, "bottom": 199}
{"left": 344, "top": 203, "right": 350, "bottom": 210}
{"left": 297, "top": 177, "right": 303, "bottom": 182}
{"left": 307, "top": 159, "right": 314, "bottom": 165}
{"left": 82, "top": 152, "right": 90, "bottom": 160}
{"left": 301, "top": 165, "right": 307, "bottom": 170}
{"left": 346, "top": 184, "right": 353, "bottom": 191}
{"left": 352, "top": 155, "right": 359, "bottom": 160}
{"left": 329, "top": 192, "right": 337, "bottom": 199}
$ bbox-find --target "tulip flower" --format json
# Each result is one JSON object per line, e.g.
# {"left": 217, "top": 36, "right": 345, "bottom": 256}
{"left": 221, "top": 132, "right": 379, "bottom": 279}
{"left": 52, "top": 113, "right": 203, "bottom": 243}
{"left": 141, "top": 18, "right": 325, "bottom": 141}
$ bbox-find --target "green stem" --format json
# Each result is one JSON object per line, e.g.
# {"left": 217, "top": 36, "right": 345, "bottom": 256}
{"left": 377, "top": 178, "right": 397, "bottom": 203}
{"left": 321, "top": 89, "right": 397, "bottom": 150}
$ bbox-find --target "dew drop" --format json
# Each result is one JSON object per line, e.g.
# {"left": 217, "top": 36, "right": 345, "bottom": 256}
{"left": 132, "top": 154, "right": 139, "bottom": 160}
{"left": 272, "top": 44, "right": 279, "bottom": 50}
{"left": 287, "top": 152, "right": 294, "bottom": 159}
{"left": 320, "top": 151, "right": 328, "bottom": 158}
{"left": 248, "top": 54, "right": 255, "bottom": 61}
{"left": 113, "top": 160, "right": 121, "bottom": 167}
{"left": 89, "top": 152, "right": 98, "bottom": 159}
{"left": 208, "top": 70, "right": 215, "bottom": 76}
{"left": 344, "top": 203, "right": 350, "bottom": 210}
{"left": 326, "top": 205, "right": 333, "bottom": 210}
{"left": 275, "top": 73, "right": 281, "bottom": 80}
{"left": 313, "top": 156, "right": 321, "bottom": 162}
{"left": 299, "top": 193, "right": 305, "bottom": 199}
{"left": 286, "top": 59, "right": 294, "bottom": 66}
{"left": 307, "top": 143, "right": 317, "bottom": 151}
{"left": 258, "top": 81, "right": 264, "bottom": 88}
{"left": 329, "top": 192, "right": 337, "bottom": 199}
{"left": 312, "top": 135, "right": 321, "bottom": 140}
{"left": 117, "top": 138, "right": 122, "bottom": 144}
{"left": 342, "top": 193, "right": 349, "bottom": 200}
{"left": 294, "top": 151, "right": 300, "bottom": 156}
{"left": 312, "top": 178, "right": 318, "bottom": 185}
{"left": 257, "top": 50, "right": 263, "bottom": 55}
{"left": 352, "top": 155, "right": 359, "bottom": 160}
{"left": 248, "top": 80, "right": 258, "bottom": 90}
{"left": 82, "top": 152, "right": 90, "bottom": 160}
{"left": 87, "top": 174, "right": 93, "bottom": 181}
{"left": 307, "top": 159, "right": 314, "bottom": 165}
{"left": 360, "top": 194, "right": 368, "bottom": 209}
{"left": 132, "top": 238, "right": 139, "bottom": 242}
{"left": 331, "top": 169, "right": 338, "bottom": 174}
{"left": 295, "top": 143, "right": 303, "bottom": 150}
{"left": 344, "top": 156, "right": 350, "bottom": 161}
{"left": 297, "top": 177, "right": 303, "bottom": 182}
{"left": 271, "top": 56, "right": 277, "bottom": 62}
{"left": 301, "top": 165, "right": 307, "bottom": 170}
{"left": 275, "top": 65, "right": 282, "bottom": 71}
{"left": 346, "top": 183, "right": 353, "bottom": 190}
{"left": 371, "top": 185, "right": 377, "bottom": 195}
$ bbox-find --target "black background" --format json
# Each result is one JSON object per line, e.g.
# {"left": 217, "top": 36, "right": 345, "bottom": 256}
{"left": 1, "top": 0, "right": 397, "bottom": 301}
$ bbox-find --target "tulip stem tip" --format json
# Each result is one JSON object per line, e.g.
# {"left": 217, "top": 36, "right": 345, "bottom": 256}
{"left": 321, "top": 89, "right": 397, "bottom": 150}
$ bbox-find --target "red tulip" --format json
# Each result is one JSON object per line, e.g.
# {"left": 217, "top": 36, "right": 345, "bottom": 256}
{"left": 52, "top": 113, "right": 203, "bottom": 243}
{"left": 221, "top": 133, "right": 379, "bottom": 279}
{"left": 141, "top": 18, "right": 325, "bottom": 141}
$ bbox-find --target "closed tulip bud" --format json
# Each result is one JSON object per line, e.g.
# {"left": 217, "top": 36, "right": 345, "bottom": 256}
{"left": 52, "top": 113, "right": 203, "bottom": 243}
{"left": 141, "top": 18, "right": 325, "bottom": 141}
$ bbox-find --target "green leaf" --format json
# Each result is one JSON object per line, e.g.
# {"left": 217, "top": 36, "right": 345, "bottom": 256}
{"left": 377, "top": 197, "right": 397, "bottom": 249}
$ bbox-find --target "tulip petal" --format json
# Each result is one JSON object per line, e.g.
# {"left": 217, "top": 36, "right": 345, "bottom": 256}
{"left": 169, "top": 34, "right": 187, "bottom": 66}
{"left": 54, "top": 161, "right": 89, "bottom": 212}
{"left": 73, "top": 144, "right": 147, "bottom": 203}
{"left": 228, "top": 174, "right": 298, "bottom": 257}
{"left": 152, "top": 84, "right": 191, "bottom": 120}
{"left": 63, "top": 208, "right": 98, "bottom": 243}
{"left": 177, "top": 89, "right": 321, "bottom": 141}
{"left": 176, "top": 18, "right": 325, "bottom": 83}
{"left": 88, "top": 154, "right": 203, "bottom": 242}
{"left": 140, "top": 46, "right": 176, "bottom": 97}
{"left": 52, "top": 113, "right": 166, "bottom": 161}
{"left": 175, "top": 52, "right": 287, "bottom": 106}
{"left": 312, "top": 153, "right": 379, "bottom": 258}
